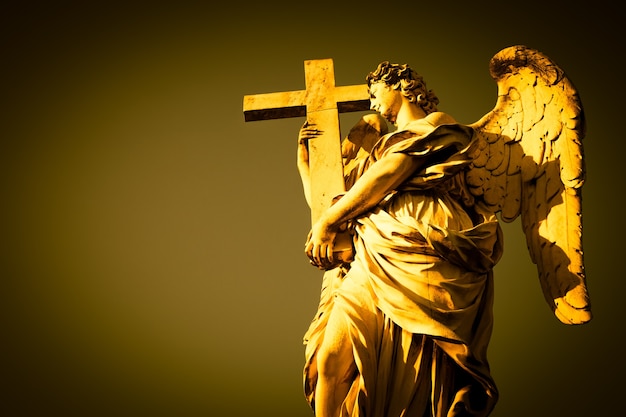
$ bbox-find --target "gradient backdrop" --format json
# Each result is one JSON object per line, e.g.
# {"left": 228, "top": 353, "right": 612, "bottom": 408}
{"left": 1, "top": 1, "right": 622, "bottom": 416}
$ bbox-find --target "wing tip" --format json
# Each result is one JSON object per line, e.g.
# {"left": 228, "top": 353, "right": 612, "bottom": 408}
{"left": 553, "top": 285, "right": 592, "bottom": 325}
{"left": 489, "top": 45, "right": 564, "bottom": 86}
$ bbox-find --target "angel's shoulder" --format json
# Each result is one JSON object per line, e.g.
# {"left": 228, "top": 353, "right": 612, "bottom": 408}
{"left": 425, "top": 111, "right": 457, "bottom": 127}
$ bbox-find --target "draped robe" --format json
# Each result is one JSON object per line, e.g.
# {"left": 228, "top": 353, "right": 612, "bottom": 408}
{"left": 303, "top": 113, "right": 504, "bottom": 416}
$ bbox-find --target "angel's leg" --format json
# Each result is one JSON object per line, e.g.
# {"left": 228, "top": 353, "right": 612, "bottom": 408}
{"left": 314, "top": 307, "right": 356, "bottom": 417}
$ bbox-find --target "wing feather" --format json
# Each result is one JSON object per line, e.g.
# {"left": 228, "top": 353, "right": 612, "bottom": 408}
{"left": 501, "top": 171, "right": 521, "bottom": 222}
{"left": 467, "top": 45, "right": 591, "bottom": 324}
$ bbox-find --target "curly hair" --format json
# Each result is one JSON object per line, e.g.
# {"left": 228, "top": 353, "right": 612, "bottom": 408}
{"left": 366, "top": 61, "right": 439, "bottom": 114}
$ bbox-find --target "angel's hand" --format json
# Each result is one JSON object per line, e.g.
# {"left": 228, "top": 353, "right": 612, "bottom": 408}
{"left": 297, "top": 121, "right": 323, "bottom": 168}
{"left": 305, "top": 219, "right": 338, "bottom": 270}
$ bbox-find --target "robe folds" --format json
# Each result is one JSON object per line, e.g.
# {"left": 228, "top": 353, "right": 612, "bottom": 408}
{"left": 303, "top": 115, "right": 504, "bottom": 417}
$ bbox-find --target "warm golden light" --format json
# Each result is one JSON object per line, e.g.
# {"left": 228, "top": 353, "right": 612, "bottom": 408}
{"left": 0, "top": 1, "right": 618, "bottom": 416}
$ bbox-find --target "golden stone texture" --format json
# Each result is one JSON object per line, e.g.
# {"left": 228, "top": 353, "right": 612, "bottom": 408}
{"left": 244, "top": 45, "right": 590, "bottom": 417}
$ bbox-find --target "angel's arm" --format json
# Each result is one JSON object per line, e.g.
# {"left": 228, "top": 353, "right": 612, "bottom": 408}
{"left": 299, "top": 114, "right": 387, "bottom": 210}
{"left": 296, "top": 121, "right": 322, "bottom": 208}
{"left": 305, "top": 152, "right": 422, "bottom": 267}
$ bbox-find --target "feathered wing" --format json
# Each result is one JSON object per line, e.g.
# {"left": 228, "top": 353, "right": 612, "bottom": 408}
{"left": 466, "top": 45, "right": 591, "bottom": 324}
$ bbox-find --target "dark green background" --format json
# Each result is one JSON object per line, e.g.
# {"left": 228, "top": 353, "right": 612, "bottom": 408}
{"left": 1, "top": 1, "right": 621, "bottom": 416}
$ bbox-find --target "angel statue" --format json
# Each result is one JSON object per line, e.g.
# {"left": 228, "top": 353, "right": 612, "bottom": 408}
{"left": 296, "top": 45, "right": 591, "bottom": 417}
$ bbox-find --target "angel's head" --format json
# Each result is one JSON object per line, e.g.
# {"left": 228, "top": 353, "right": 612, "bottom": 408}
{"left": 366, "top": 61, "right": 439, "bottom": 115}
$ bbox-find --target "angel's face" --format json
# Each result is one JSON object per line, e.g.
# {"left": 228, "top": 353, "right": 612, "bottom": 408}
{"left": 369, "top": 82, "right": 402, "bottom": 124}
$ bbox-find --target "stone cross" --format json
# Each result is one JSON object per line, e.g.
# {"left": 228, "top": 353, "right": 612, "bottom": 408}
{"left": 243, "top": 59, "right": 370, "bottom": 224}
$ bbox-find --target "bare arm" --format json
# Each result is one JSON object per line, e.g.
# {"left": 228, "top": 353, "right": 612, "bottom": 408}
{"left": 306, "top": 151, "right": 423, "bottom": 268}
{"left": 297, "top": 122, "right": 322, "bottom": 208}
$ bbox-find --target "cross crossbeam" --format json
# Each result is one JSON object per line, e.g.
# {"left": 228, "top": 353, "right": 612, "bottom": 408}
{"left": 243, "top": 59, "right": 370, "bottom": 224}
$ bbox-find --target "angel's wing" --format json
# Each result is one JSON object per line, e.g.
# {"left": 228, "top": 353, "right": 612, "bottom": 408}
{"left": 466, "top": 45, "right": 591, "bottom": 325}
